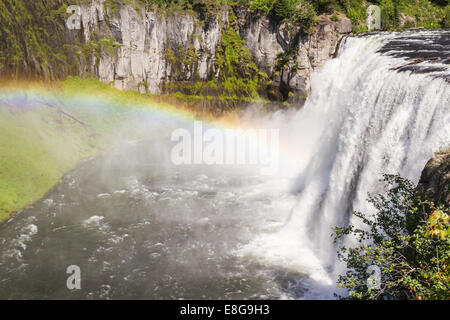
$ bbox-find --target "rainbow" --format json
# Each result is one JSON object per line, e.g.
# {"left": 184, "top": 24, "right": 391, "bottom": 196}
{"left": 0, "top": 78, "right": 304, "bottom": 178}
{"left": 0, "top": 78, "right": 247, "bottom": 129}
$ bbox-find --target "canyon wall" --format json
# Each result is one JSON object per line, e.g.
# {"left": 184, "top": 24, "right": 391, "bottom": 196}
{"left": 79, "top": 1, "right": 227, "bottom": 94}
{"left": 78, "top": 1, "right": 352, "bottom": 103}
{"left": 417, "top": 152, "right": 450, "bottom": 207}
{"left": 235, "top": 7, "right": 351, "bottom": 102}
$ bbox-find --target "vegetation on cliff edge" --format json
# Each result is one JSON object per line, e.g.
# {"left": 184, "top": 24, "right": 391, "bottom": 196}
{"left": 139, "top": 0, "right": 449, "bottom": 32}
{"left": 334, "top": 174, "right": 449, "bottom": 300}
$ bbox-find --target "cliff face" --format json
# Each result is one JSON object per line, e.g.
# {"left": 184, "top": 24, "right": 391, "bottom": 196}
{"left": 0, "top": 0, "right": 351, "bottom": 105}
{"left": 78, "top": 1, "right": 352, "bottom": 103}
{"left": 235, "top": 8, "right": 352, "bottom": 102}
{"left": 79, "top": 2, "right": 227, "bottom": 94}
{"left": 417, "top": 152, "right": 450, "bottom": 207}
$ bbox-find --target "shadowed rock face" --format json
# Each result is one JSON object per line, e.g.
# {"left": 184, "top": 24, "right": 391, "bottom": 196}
{"left": 417, "top": 152, "right": 450, "bottom": 207}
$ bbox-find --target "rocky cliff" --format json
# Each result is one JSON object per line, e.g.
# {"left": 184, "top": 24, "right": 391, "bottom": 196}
{"left": 0, "top": 0, "right": 352, "bottom": 107}
{"left": 235, "top": 7, "right": 351, "bottom": 103}
{"left": 77, "top": 0, "right": 352, "bottom": 105}
{"left": 417, "top": 152, "right": 450, "bottom": 207}
{"left": 79, "top": 1, "right": 227, "bottom": 94}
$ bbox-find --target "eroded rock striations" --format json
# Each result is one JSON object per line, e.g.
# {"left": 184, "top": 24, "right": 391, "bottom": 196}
{"left": 78, "top": 1, "right": 352, "bottom": 103}
{"left": 79, "top": 1, "right": 227, "bottom": 94}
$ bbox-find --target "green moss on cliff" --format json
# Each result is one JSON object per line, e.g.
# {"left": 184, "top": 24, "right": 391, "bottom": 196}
{"left": 214, "top": 22, "right": 266, "bottom": 100}
{"left": 0, "top": 0, "right": 85, "bottom": 79}
{"left": 161, "top": 10, "right": 269, "bottom": 110}
{"left": 336, "top": 0, "right": 448, "bottom": 32}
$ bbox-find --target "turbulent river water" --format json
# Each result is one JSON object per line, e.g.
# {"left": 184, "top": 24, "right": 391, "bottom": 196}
{"left": 0, "top": 30, "right": 449, "bottom": 299}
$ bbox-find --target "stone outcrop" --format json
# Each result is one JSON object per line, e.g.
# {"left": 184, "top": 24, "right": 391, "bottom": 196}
{"left": 235, "top": 9, "right": 352, "bottom": 102}
{"left": 77, "top": 1, "right": 352, "bottom": 103}
{"left": 79, "top": 1, "right": 226, "bottom": 93}
{"left": 417, "top": 152, "right": 450, "bottom": 207}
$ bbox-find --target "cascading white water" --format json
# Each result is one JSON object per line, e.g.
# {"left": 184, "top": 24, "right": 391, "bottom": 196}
{"left": 237, "top": 30, "right": 450, "bottom": 298}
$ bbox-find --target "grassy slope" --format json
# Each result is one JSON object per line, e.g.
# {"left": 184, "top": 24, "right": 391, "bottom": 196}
{"left": 0, "top": 77, "right": 193, "bottom": 223}
{"left": 0, "top": 76, "right": 229, "bottom": 223}
{"left": 0, "top": 106, "right": 102, "bottom": 222}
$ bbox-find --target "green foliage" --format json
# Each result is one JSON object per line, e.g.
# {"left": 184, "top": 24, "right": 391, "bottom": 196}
{"left": 0, "top": 77, "right": 190, "bottom": 223}
{"left": 0, "top": 81, "right": 107, "bottom": 222}
{"left": 291, "top": 0, "right": 318, "bottom": 32}
{"left": 0, "top": 0, "right": 83, "bottom": 79}
{"left": 277, "top": 44, "right": 299, "bottom": 69}
{"left": 396, "top": 0, "right": 445, "bottom": 29}
{"left": 333, "top": 0, "right": 447, "bottom": 32}
{"left": 250, "top": 0, "right": 317, "bottom": 33}
{"left": 213, "top": 12, "right": 268, "bottom": 107}
{"left": 444, "top": 4, "right": 450, "bottom": 28}
{"left": 273, "top": 0, "right": 298, "bottom": 20}
{"left": 380, "top": 0, "right": 399, "bottom": 30}
{"left": 163, "top": 44, "right": 200, "bottom": 82}
{"left": 250, "top": 0, "right": 275, "bottom": 14}
{"left": 160, "top": 11, "right": 268, "bottom": 109}
{"left": 310, "top": 0, "right": 338, "bottom": 13}
{"left": 343, "top": 0, "right": 368, "bottom": 32}
{"left": 331, "top": 12, "right": 340, "bottom": 21}
{"left": 333, "top": 174, "right": 450, "bottom": 300}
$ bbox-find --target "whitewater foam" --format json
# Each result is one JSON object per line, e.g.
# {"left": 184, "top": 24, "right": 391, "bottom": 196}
{"left": 235, "top": 30, "right": 450, "bottom": 298}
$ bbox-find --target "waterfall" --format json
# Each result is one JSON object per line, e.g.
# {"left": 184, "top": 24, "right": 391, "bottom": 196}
{"left": 238, "top": 30, "right": 450, "bottom": 298}
{"left": 0, "top": 30, "right": 448, "bottom": 300}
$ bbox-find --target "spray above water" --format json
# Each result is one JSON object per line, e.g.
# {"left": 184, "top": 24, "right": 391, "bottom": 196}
{"left": 0, "top": 30, "right": 449, "bottom": 299}
{"left": 235, "top": 30, "right": 450, "bottom": 298}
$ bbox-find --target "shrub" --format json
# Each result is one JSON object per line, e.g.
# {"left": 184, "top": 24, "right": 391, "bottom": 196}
{"left": 249, "top": 0, "right": 276, "bottom": 14}
{"left": 310, "top": 0, "right": 336, "bottom": 13}
{"left": 250, "top": 0, "right": 317, "bottom": 33}
{"left": 333, "top": 174, "right": 450, "bottom": 300}
{"left": 273, "top": 0, "right": 297, "bottom": 20}
{"left": 291, "top": 0, "right": 318, "bottom": 33}
{"left": 214, "top": 13, "right": 269, "bottom": 105}
{"left": 444, "top": 4, "right": 450, "bottom": 28}
{"left": 380, "top": 0, "right": 399, "bottom": 29}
